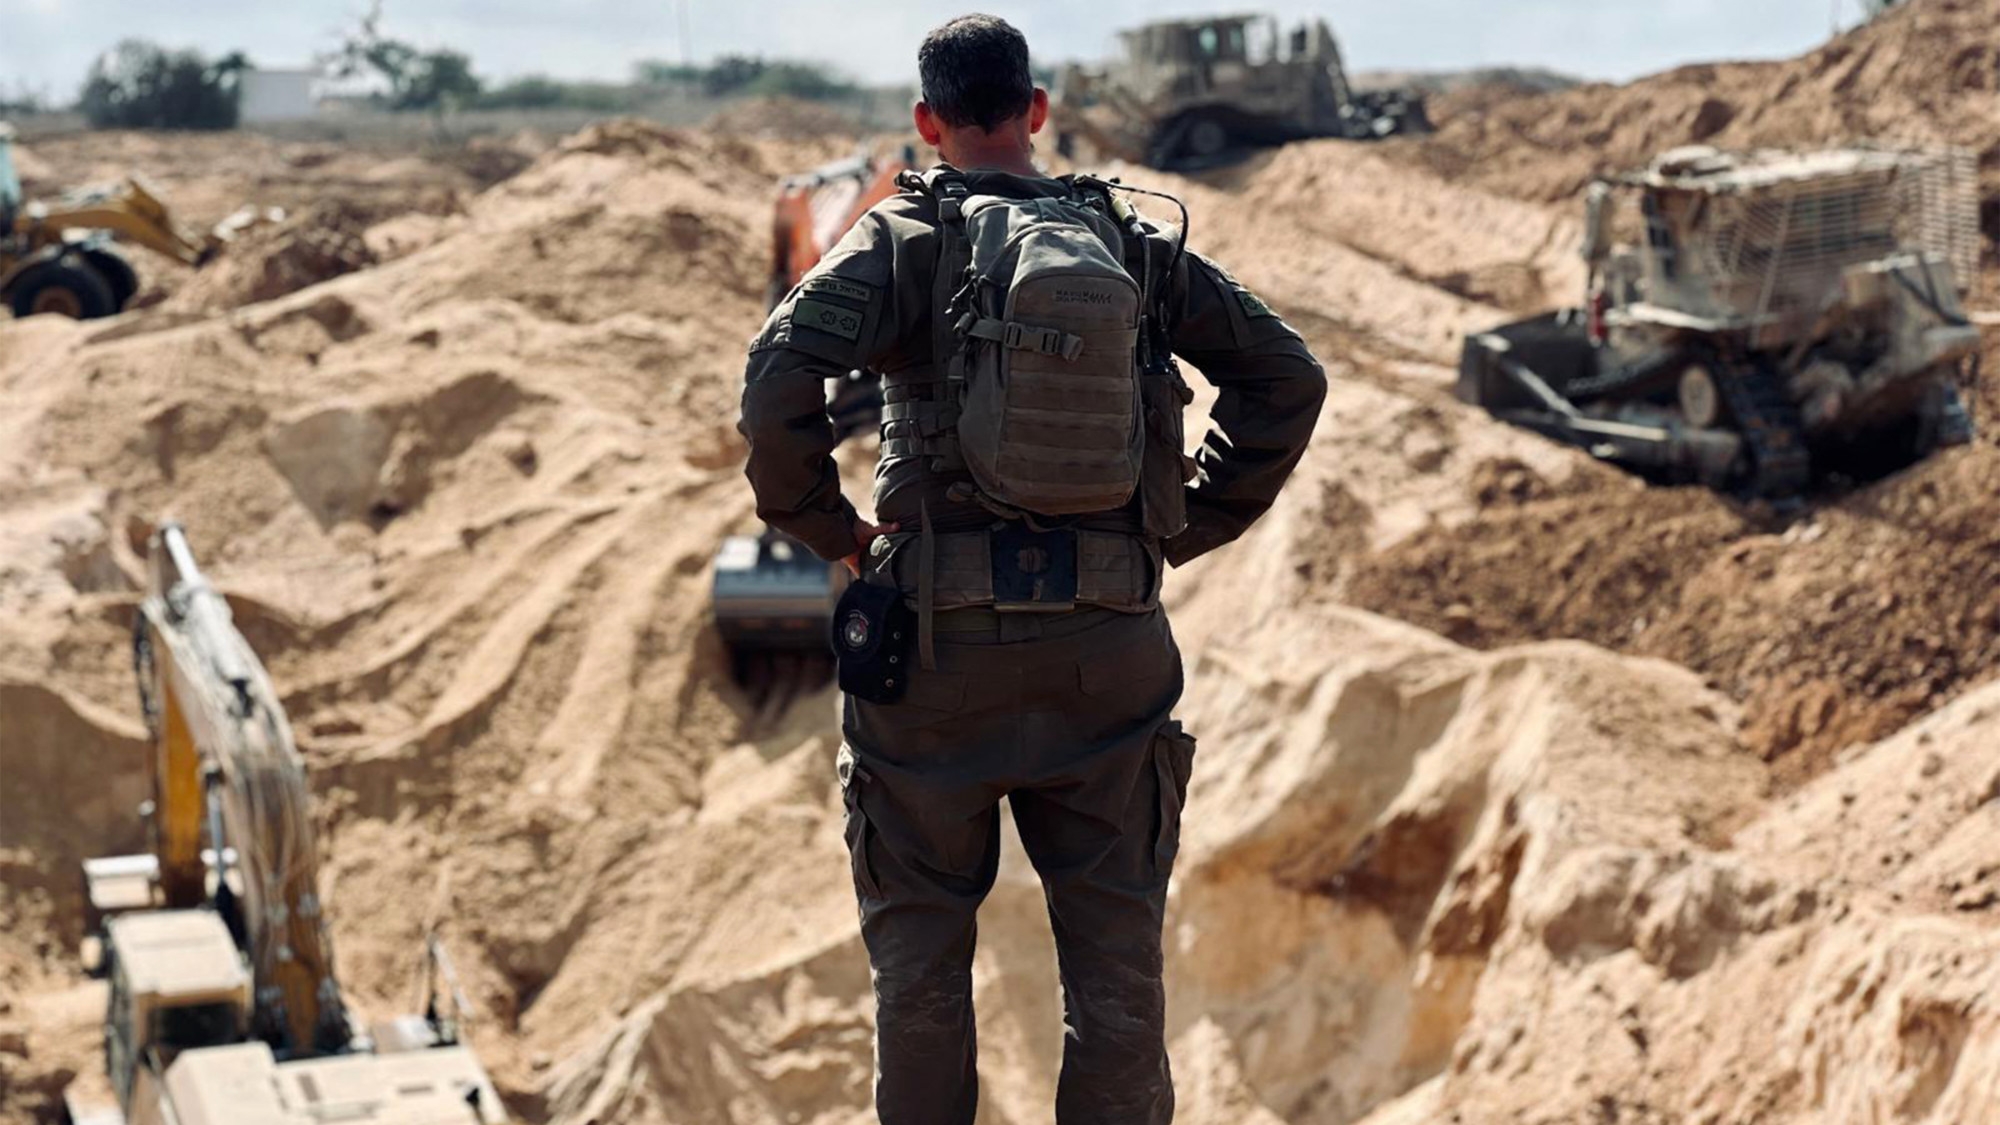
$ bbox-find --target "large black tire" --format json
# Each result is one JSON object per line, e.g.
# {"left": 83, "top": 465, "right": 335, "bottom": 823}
{"left": 1146, "top": 110, "right": 1237, "bottom": 171}
{"left": 8, "top": 256, "right": 118, "bottom": 320}
{"left": 81, "top": 247, "right": 140, "bottom": 310}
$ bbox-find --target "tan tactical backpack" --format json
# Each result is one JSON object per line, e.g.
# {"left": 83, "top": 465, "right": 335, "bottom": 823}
{"left": 925, "top": 174, "right": 1145, "bottom": 516}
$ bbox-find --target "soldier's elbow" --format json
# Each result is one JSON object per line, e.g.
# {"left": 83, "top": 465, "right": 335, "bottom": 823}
{"left": 1297, "top": 356, "right": 1329, "bottom": 413}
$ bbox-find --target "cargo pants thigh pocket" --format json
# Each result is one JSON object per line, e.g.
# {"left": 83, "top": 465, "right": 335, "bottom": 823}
{"left": 838, "top": 744, "right": 885, "bottom": 902}
{"left": 1150, "top": 720, "right": 1198, "bottom": 876}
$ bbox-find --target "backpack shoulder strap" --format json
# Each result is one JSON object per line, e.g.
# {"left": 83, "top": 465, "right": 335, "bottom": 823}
{"left": 897, "top": 166, "right": 972, "bottom": 219}
{"left": 916, "top": 171, "right": 975, "bottom": 395}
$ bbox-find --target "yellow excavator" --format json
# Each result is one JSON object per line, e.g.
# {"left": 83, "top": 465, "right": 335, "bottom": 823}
{"left": 65, "top": 524, "right": 505, "bottom": 1125}
{"left": 1, "top": 123, "right": 261, "bottom": 319}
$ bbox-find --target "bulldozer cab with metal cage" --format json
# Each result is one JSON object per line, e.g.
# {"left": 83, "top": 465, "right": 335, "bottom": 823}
{"left": 1594, "top": 146, "right": 1979, "bottom": 341}
{"left": 1052, "top": 13, "right": 1430, "bottom": 169}
{"left": 1461, "top": 145, "right": 1981, "bottom": 496}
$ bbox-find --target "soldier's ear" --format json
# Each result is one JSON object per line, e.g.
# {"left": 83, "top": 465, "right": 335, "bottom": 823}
{"left": 914, "top": 102, "right": 944, "bottom": 147}
{"left": 1027, "top": 87, "right": 1049, "bottom": 134}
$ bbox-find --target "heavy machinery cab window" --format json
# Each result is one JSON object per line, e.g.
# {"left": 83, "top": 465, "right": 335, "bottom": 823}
{"left": 1246, "top": 20, "right": 1279, "bottom": 65}
{"left": 154, "top": 1003, "right": 239, "bottom": 1052}
{"left": 1195, "top": 24, "right": 1248, "bottom": 62}
{"left": 0, "top": 133, "right": 20, "bottom": 226}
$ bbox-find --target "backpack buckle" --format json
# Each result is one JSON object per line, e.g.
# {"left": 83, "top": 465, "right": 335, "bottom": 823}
{"left": 1002, "top": 323, "right": 1069, "bottom": 356}
{"left": 936, "top": 181, "right": 969, "bottom": 223}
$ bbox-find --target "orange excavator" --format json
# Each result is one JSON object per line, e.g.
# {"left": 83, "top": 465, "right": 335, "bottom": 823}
{"left": 715, "top": 145, "right": 916, "bottom": 706}
{"left": 765, "top": 142, "right": 916, "bottom": 308}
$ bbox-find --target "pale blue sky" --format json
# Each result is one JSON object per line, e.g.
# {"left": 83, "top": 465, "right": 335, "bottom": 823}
{"left": 0, "top": 0, "right": 1875, "bottom": 101}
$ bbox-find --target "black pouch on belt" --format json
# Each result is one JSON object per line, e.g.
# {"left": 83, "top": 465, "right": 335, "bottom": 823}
{"left": 832, "top": 580, "right": 914, "bottom": 704}
{"left": 991, "top": 524, "right": 1079, "bottom": 612}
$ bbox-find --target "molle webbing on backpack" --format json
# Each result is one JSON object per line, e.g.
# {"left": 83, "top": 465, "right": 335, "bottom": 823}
{"left": 905, "top": 169, "right": 1146, "bottom": 518}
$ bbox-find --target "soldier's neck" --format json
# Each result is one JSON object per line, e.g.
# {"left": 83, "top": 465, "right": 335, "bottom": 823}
{"left": 939, "top": 137, "right": 1040, "bottom": 178}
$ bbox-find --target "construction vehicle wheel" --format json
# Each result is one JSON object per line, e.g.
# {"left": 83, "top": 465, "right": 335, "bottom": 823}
{"left": 81, "top": 248, "right": 141, "bottom": 310}
{"left": 1185, "top": 117, "right": 1230, "bottom": 159}
{"left": 9, "top": 257, "right": 118, "bottom": 320}
{"left": 1677, "top": 364, "right": 1723, "bottom": 428}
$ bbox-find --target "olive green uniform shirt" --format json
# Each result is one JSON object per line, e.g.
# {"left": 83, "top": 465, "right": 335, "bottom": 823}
{"left": 741, "top": 168, "right": 1326, "bottom": 566}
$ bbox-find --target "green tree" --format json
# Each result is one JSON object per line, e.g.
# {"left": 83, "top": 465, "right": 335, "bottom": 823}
{"left": 395, "top": 49, "right": 480, "bottom": 111}
{"left": 476, "top": 76, "right": 630, "bottom": 112}
{"left": 328, "top": 1, "right": 481, "bottom": 112}
{"left": 744, "top": 61, "right": 856, "bottom": 101}
{"left": 79, "top": 40, "right": 249, "bottom": 129}
{"left": 632, "top": 59, "right": 702, "bottom": 87}
{"left": 702, "top": 55, "right": 767, "bottom": 97}
{"left": 695, "top": 55, "right": 856, "bottom": 101}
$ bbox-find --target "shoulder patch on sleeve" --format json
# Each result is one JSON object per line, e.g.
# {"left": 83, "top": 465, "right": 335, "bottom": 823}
{"left": 801, "top": 276, "right": 875, "bottom": 306}
{"left": 792, "top": 297, "right": 865, "bottom": 341}
{"left": 1234, "top": 288, "right": 1277, "bottom": 319}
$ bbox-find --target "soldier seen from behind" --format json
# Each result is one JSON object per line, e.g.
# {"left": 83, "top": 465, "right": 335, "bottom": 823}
{"left": 739, "top": 13, "right": 1327, "bottom": 1124}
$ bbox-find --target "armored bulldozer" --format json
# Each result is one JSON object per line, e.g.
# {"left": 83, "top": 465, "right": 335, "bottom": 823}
{"left": 1052, "top": 13, "right": 1431, "bottom": 171}
{"left": 1459, "top": 145, "right": 1983, "bottom": 496}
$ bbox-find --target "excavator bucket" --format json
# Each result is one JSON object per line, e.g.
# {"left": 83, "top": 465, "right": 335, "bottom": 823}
{"left": 711, "top": 531, "right": 844, "bottom": 710}
{"left": 713, "top": 147, "right": 910, "bottom": 713}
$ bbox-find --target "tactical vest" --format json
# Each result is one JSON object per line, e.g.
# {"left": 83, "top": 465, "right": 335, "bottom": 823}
{"left": 874, "top": 169, "right": 1199, "bottom": 662}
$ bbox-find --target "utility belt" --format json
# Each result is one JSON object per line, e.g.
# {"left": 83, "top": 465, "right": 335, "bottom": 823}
{"left": 834, "top": 517, "right": 1162, "bottom": 701}
{"left": 872, "top": 523, "right": 1162, "bottom": 615}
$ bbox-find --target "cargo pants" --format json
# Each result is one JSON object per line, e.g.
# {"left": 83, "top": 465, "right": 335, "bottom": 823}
{"left": 839, "top": 605, "right": 1196, "bottom": 1125}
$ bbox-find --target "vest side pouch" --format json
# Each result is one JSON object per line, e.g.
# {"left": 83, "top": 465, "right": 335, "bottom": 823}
{"left": 1076, "top": 530, "right": 1160, "bottom": 610}
{"left": 1140, "top": 358, "right": 1197, "bottom": 539}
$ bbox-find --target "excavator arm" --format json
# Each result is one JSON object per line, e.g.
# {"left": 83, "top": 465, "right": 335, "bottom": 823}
{"left": 132, "top": 524, "right": 352, "bottom": 1056}
{"left": 24, "top": 178, "right": 219, "bottom": 267}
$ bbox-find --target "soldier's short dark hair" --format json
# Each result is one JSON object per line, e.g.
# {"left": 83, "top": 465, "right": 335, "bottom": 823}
{"left": 918, "top": 14, "right": 1035, "bottom": 133}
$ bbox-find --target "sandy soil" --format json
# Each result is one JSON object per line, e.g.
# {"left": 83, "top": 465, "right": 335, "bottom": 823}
{"left": 3, "top": 2, "right": 1999, "bottom": 1122}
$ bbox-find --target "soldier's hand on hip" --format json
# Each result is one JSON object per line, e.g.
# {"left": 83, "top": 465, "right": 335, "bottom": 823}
{"left": 844, "top": 517, "right": 900, "bottom": 577}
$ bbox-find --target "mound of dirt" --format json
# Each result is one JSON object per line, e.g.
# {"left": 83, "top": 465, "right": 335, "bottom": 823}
{"left": 16, "top": 129, "right": 486, "bottom": 308}
{"left": 1344, "top": 430, "right": 2000, "bottom": 781}
{"left": 704, "top": 96, "right": 868, "bottom": 141}
{"left": 1408, "top": 0, "right": 2000, "bottom": 204}
{"left": 171, "top": 201, "right": 382, "bottom": 311}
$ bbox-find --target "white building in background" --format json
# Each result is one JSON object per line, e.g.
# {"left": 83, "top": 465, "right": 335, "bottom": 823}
{"left": 239, "top": 67, "right": 320, "bottom": 123}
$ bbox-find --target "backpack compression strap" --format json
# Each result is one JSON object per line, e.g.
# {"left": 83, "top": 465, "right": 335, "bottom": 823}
{"left": 893, "top": 166, "right": 977, "bottom": 671}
